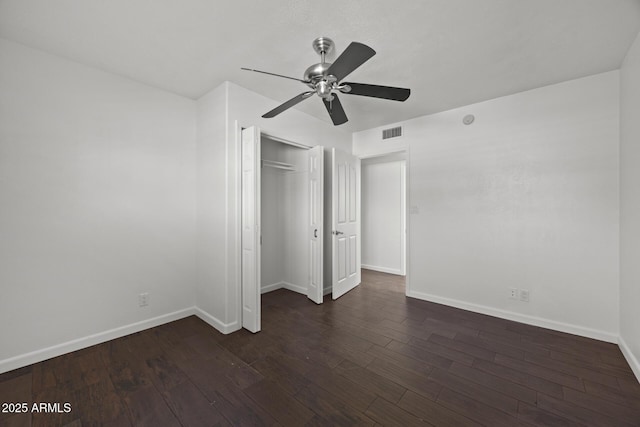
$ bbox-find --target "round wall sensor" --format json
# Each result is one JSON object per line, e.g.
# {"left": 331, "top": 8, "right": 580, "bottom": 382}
{"left": 463, "top": 114, "right": 475, "bottom": 125}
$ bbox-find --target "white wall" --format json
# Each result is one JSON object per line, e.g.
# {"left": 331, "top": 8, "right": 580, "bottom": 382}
{"left": 354, "top": 71, "right": 620, "bottom": 341}
{"left": 0, "top": 39, "right": 197, "bottom": 373}
{"left": 3, "top": 33, "right": 629, "bottom": 378}
{"left": 362, "top": 159, "right": 405, "bottom": 275}
{"left": 196, "top": 81, "right": 351, "bottom": 332}
{"left": 281, "top": 144, "right": 310, "bottom": 292}
{"left": 620, "top": 31, "right": 640, "bottom": 380}
{"left": 260, "top": 138, "right": 285, "bottom": 291}
{"left": 195, "top": 84, "right": 228, "bottom": 328}
{"left": 260, "top": 138, "right": 309, "bottom": 294}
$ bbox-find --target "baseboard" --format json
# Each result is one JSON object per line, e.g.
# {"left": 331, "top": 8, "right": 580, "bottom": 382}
{"left": 281, "top": 281, "right": 307, "bottom": 295}
{"left": 261, "top": 282, "right": 284, "bottom": 294}
{"left": 619, "top": 336, "right": 640, "bottom": 383}
{"left": 362, "top": 264, "right": 404, "bottom": 276}
{"left": 194, "top": 307, "right": 240, "bottom": 334}
{"left": 406, "top": 290, "right": 618, "bottom": 343}
{"left": 0, "top": 307, "right": 197, "bottom": 375}
{"left": 261, "top": 281, "right": 307, "bottom": 296}
{"left": 323, "top": 286, "right": 332, "bottom": 296}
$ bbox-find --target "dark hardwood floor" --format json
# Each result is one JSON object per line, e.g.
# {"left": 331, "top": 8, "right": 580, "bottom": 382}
{"left": 1, "top": 269, "right": 639, "bottom": 426}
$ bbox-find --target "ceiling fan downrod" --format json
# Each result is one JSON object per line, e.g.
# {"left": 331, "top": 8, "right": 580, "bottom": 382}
{"left": 312, "top": 37, "right": 334, "bottom": 63}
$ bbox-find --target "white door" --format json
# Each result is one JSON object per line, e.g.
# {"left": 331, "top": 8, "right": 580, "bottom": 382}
{"left": 307, "top": 146, "right": 324, "bottom": 304}
{"left": 332, "top": 148, "right": 361, "bottom": 299}
{"left": 241, "top": 127, "right": 261, "bottom": 332}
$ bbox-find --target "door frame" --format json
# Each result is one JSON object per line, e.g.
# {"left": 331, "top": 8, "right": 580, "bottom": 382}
{"left": 358, "top": 149, "right": 411, "bottom": 295}
{"left": 240, "top": 126, "right": 261, "bottom": 333}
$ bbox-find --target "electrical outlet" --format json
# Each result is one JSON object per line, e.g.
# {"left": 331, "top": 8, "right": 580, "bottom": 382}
{"left": 138, "top": 293, "right": 149, "bottom": 307}
{"left": 509, "top": 288, "right": 518, "bottom": 299}
{"left": 520, "top": 289, "right": 530, "bottom": 302}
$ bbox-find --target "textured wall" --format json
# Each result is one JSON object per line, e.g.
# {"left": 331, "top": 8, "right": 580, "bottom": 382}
{"left": 354, "top": 71, "right": 620, "bottom": 341}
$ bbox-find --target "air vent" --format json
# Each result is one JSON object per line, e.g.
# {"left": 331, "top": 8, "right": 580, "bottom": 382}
{"left": 382, "top": 126, "right": 402, "bottom": 140}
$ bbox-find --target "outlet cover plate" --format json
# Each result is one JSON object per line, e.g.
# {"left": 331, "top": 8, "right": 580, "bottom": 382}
{"left": 138, "top": 293, "right": 149, "bottom": 307}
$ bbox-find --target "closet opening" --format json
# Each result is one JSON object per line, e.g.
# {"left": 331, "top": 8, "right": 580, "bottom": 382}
{"left": 241, "top": 126, "right": 366, "bottom": 332}
{"left": 240, "top": 127, "right": 325, "bottom": 333}
{"left": 260, "top": 134, "right": 313, "bottom": 297}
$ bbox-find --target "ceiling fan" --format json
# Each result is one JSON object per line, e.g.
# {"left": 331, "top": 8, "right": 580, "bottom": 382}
{"left": 241, "top": 37, "right": 411, "bottom": 126}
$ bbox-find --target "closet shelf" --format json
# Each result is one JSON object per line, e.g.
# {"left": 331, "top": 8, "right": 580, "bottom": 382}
{"left": 262, "top": 159, "right": 296, "bottom": 172}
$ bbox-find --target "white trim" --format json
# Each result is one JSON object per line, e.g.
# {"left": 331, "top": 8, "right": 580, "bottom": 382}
{"left": 407, "top": 290, "right": 618, "bottom": 343}
{"left": 261, "top": 282, "right": 284, "bottom": 294}
{"left": 362, "top": 264, "right": 404, "bottom": 276}
{"left": 400, "top": 161, "right": 406, "bottom": 276}
{"left": 358, "top": 149, "right": 407, "bottom": 160}
{"left": 194, "top": 307, "right": 240, "bottom": 335}
{"left": 0, "top": 307, "right": 196, "bottom": 375}
{"left": 404, "top": 147, "right": 411, "bottom": 297}
{"left": 619, "top": 336, "right": 640, "bottom": 383}
{"left": 261, "top": 132, "right": 311, "bottom": 149}
{"left": 261, "top": 281, "right": 307, "bottom": 296}
{"left": 232, "top": 118, "right": 242, "bottom": 336}
{"left": 282, "top": 281, "right": 307, "bottom": 295}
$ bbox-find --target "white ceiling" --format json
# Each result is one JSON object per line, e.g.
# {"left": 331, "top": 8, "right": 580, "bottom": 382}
{"left": 1, "top": 0, "right": 639, "bottom": 132}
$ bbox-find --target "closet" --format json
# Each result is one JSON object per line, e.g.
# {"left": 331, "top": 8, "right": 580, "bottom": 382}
{"left": 240, "top": 127, "right": 326, "bottom": 333}
{"left": 260, "top": 135, "right": 311, "bottom": 296}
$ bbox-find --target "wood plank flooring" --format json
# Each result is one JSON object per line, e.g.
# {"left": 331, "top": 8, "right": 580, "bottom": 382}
{"left": 1, "top": 269, "right": 639, "bottom": 426}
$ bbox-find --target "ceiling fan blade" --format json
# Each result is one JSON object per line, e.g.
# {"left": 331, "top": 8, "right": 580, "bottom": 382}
{"left": 326, "top": 42, "right": 376, "bottom": 81}
{"left": 322, "top": 93, "right": 348, "bottom": 126}
{"left": 340, "top": 82, "right": 411, "bottom": 101}
{"left": 262, "top": 91, "right": 314, "bottom": 118}
{"left": 241, "top": 68, "right": 310, "bottom": 84}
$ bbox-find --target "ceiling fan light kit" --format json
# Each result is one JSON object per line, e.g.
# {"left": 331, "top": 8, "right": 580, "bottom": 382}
{"left": 242, "top": 37, "right": 411, "bottom": 126}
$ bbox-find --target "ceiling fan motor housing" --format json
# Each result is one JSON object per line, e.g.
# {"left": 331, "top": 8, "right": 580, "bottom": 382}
{"left": 304, "top": 37, "right": 340, "bottom": 99}
{"left": 304, "top": 63, "right": 340, "bottom": 99}
{"left": 303, "top": 62, "right": 332, "bottom": 84}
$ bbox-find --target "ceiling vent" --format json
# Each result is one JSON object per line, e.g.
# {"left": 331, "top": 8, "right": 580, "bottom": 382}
{"left": 382, "top": 126, "right": 402, "bottom": 140}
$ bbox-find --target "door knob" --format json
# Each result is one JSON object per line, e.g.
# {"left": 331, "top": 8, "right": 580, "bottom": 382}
{"left": 332, "top": 230, "right": 344, "bottom": 235}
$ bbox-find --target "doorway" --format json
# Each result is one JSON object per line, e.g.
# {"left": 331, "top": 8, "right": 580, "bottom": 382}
{"left": 240, "top": 127, "right": 325, "bottom": 333}
{"left": 260, "top": 135, "right": 321, "bottom": 297}
{"left": 360, "top": 152, "right": 407, "bottom": 288}
{"left": 240, "top": 127, "right": 363, "bottom": 332}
